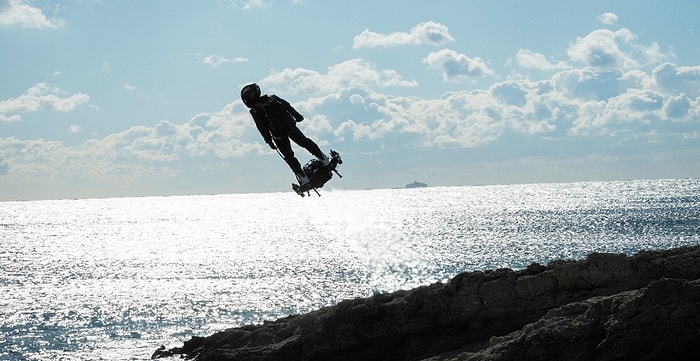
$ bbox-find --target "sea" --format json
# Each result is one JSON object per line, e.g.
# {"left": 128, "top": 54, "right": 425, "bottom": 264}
{"left": 1, "top": 178, "right": 699, "bottom": 360}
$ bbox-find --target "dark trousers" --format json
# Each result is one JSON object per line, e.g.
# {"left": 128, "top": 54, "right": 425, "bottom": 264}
{"left": 273, "top": 126, "right": 324, "bottom": 176}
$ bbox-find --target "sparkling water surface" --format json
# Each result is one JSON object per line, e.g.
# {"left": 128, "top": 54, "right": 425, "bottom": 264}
{"left": 1, "top": 179, "right": 699, "bottom": 360}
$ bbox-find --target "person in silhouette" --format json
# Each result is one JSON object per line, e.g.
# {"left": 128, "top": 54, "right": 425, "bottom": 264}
{"left": 241, "top": 83, "right": 330, "bottom": 185}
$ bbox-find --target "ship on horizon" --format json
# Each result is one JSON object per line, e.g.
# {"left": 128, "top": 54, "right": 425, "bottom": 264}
{"left": 405, "top": 181, "right": 428, "bottom": 188}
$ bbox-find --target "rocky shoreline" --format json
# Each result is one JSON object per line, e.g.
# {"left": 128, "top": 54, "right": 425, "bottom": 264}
{"left": 153, "top": 246, "right": 700, "bottom": 360}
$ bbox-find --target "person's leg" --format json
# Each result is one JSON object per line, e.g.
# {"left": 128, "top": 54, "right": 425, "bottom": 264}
{"left": 288, "top": 126, "right": 326, "bottom": 160}
{"left": 273, "top": 136, "right": 305, "bottom": 177}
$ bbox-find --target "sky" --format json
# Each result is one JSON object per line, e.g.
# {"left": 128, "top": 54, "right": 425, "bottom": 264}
{"left": 1, "top": 0, "right": 699, "bottom": 201}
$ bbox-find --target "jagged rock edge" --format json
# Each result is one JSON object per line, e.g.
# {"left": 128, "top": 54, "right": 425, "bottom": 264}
{"left": 152, "top": 246, "right": 700, "bottom": 361}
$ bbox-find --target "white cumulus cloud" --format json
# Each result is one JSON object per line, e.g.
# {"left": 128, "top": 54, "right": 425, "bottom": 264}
{"left": 199, "top": 53, "right": 248, "bottom": 67}
{"left": 0, "top": 83, "right": 90, "bottom": 121}
{"left": 260, "top": 58, "right": 418, "bottom": 95}
{"left": 353, "top": 21, "right": 454, "bottom": 48}
{"left": 0, "top": 0, "right": 64, "bottom": 28}
{"left": 568, "top": 28, "right": 672, "bottom": 70}
{"left": 597, "top": 12, "right": 618, "bottom": 25}
{"left": 423, "top": 49, "right": 494, "bottom": 82}
{"left": 653, "top": 62, "right": 700, "bottom": 95}
{"left": 515, "top": 49, "right": 570, "bottom": 71}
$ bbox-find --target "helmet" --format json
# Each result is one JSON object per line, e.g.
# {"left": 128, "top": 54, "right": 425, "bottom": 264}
{"left": 241, "top": 83, "right": 261, "bottom": 108}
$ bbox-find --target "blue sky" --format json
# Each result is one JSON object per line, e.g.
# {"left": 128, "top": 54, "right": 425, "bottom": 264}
{"left": 1, "top": 0, "right": 699, "bottom": 200}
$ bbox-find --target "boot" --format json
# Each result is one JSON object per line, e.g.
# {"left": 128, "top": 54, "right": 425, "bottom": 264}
{"left": 320, "top": 154, "right": 331, "bottom": 167}
{"left": 296, "top": 173, "right": 310, "bottom": 185}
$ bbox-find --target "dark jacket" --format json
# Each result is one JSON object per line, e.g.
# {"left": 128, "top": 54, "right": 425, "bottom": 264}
{"left": 250, "top": 95, "right": 304, "bottom": 146}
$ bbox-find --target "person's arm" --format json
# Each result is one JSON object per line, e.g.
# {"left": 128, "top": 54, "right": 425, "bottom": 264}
{"left": 251, "top": 109, "right": 275, "bottom": 148}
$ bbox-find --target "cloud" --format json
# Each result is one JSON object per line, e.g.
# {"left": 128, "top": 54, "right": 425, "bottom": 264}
{"left": 515, "top": 49, "right": 569, "bottom": 71}
{"left": 99, "top": 61, "right": 111, "bottom": 75}
{"left": 3, "top": 13, "right": 699, "bottom": 198}
{"left": 0, "top": 0, "right": 64, "bottom": 28}
{"left": 0, "top": 155, "right": 8, "bottom": 175}
{"left": 551, "top": 68, "right": 641, "bottom": 101}
{"left": 653, "top": 62, "right": 700, "bottom": 95}
{"left": 198, "top": 53, "right": 248, "bottom": 67}
{"left": 0, "top": 100, "right": 260, "bottom": 187}
{"left": 221, "top": 0, "right": 304, "bottom": 10}
{"left": 309, "top": 84, "right": 555, "bottom": 147}
{"left": 597, "top": 12, "right": 618, "bottom": 25}
{"left": 0, "top": 135, "right": 188, "bottom": 199}
{"left": 0, "top": 82, "right": 90, "bottom": 121}
{"left": 104, "top": 121, "right": 191, "bottom": 162}
{"left": 0, "top": 114, "right": 21, "bottom": 122}
{"left": 423, "top": 49, "right": 494, "bottom": 82}
{"left": 299, "top": 59, "right": 699, "bottom": 146}
{"left": 251, "top": 54, "right": 697, "bottom": 151}
{"left": 242, "top": 0, "right": 266, "bottom": 10}
{"left": 571, "top": 88, "right": 665, "bottom": 134}
{"left": 662, "top": 94, "right": 691, "bottom": 120}
{"left": 568, "top": 28, "right": 636, "bottom": 68}
{"left": 95, "top": 104, "right": 261, "bottom": 164}
{"left": 0, "top": 137, "right": 72, "bottom": 179}
{"left": 2, "top": 57, "right": 699, "bottom": 197}
{"left": 260, "top": 58, "right": 418, "bottom": 95}
{"left": 353, "top": 21, "right": 454, "bottom": 48}
{"left": 567, "top": 28, "right": 672, "bottom": 69}
{"left": 491, "top": 82, "right": 527, "bottom": 107}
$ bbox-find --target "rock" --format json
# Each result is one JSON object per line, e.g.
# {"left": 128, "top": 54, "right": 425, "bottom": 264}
{"left": 152, "top": 246, "right": 700, "bottom": 361}
{"left": 151, "top": 336, "right": 205, "bottom": 359}
{"left": 451, "top": 278, "right": 700, "bottom": 361}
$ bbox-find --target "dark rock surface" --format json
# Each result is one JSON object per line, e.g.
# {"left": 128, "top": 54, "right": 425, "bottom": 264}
{"left": 152, "top": 246, "right": 700, "bottom": 360}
